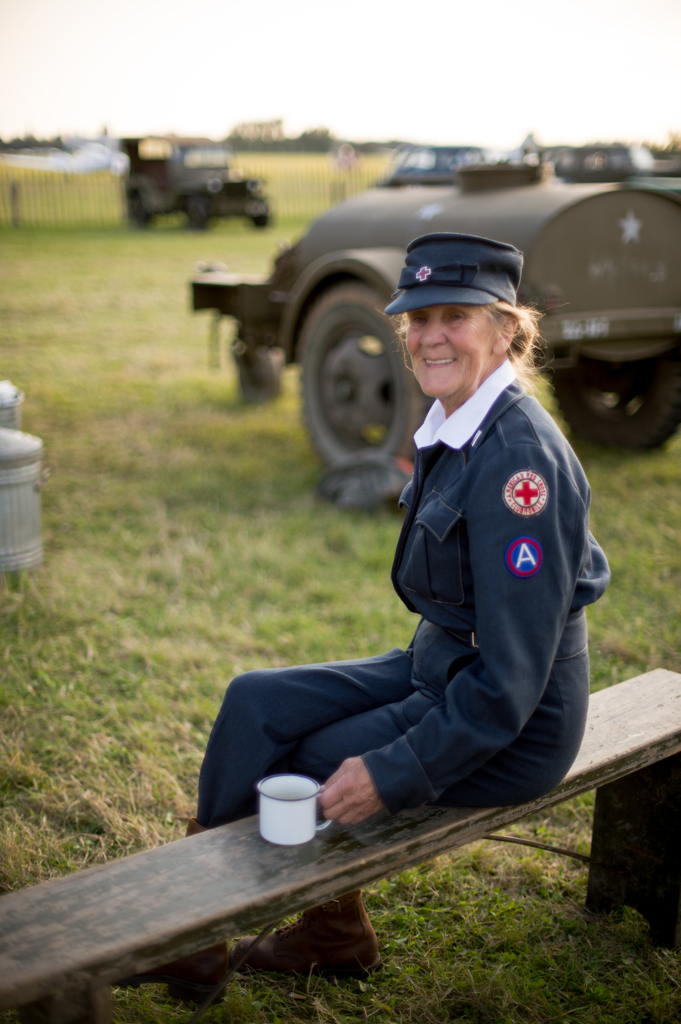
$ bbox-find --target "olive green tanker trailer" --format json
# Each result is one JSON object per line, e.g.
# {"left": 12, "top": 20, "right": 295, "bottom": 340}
{"left": 191, "top": 165, "right": 681, "bottom": 459}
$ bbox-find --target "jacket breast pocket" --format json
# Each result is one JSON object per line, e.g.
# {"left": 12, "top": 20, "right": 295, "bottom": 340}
{"left": 400, "top": 490, "right": 465, "bottom": 606}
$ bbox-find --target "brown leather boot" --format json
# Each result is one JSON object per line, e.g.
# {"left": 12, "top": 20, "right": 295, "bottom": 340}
{"left": 230, "top": 890, "right": 380, "bottom": 976}
{"left": 185, "top": 815, "right": 206, "bottom": 837}
{"left": 117, "top": 817, "right": 228, "bottom": 1004}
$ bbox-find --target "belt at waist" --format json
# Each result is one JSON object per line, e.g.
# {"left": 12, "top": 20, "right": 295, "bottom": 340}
{"left": 411, "top": 608, "right": 588, "bottom": 691}
{"left": 411, "top": 619, "right": 479, "bottom": 691}
{"left": 445, "top": 626, "right": 478, "bottom": 648}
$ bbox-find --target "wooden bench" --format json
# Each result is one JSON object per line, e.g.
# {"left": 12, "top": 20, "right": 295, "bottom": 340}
{"left": 3, "top": 667, "right": 681, "bottom": 1024}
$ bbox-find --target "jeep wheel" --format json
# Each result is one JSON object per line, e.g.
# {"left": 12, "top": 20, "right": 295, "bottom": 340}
{"left": 251, "top": 214, "right": 269, "bottom": 228}
{"left": 127, "top": 192, "right": 150, "bottom": 228}
{"left": 300, "top": 283, "right": 428, "bottom": 464}
{"left": 186, "top": 197, "right": 213, "bottom": 230}
{"left": 553, "top": 349, "right": 681, "bottom": 448}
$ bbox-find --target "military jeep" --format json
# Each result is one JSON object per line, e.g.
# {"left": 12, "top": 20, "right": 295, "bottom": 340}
{"left": 123, "top": 137, "right": 269, "bottom": 230}
{"left": 191, "top": 162, "right": 681, "bottom": 456}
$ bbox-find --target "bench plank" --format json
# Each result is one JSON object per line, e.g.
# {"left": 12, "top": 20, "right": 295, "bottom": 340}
{"left": 2, "top": 667, "right": 680, "bottom": 1010}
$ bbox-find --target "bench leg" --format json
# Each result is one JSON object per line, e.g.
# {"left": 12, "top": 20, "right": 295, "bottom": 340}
{"left": 587, "top": 751, "right": 681, "bottom": 946}
{"left": 17, "top": 985, "right": 112, "bottom": 1024}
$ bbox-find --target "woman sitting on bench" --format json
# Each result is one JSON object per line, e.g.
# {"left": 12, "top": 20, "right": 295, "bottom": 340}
{"left": 125, "top": 232, "right": 610, "bottom": 1001}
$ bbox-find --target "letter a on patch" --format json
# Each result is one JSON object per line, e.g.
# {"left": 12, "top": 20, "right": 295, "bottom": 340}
{"left": 505, "top": 537, "right": 543, "bottom": 577}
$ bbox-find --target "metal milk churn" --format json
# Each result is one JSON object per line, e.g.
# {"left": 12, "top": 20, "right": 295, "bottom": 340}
{"left": 0, "top": 381, "right": 24, "bottom": 430}
{"left": 0, "top": 427, "right": 44, "bottom": 571}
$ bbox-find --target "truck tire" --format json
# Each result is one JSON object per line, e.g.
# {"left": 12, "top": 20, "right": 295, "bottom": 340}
{"left": 553, "top": 349, "right": 681, "bottom": 448}
{"left": 127, "top": 192, "right": 150, "bottom": 228}
{"left": 251, "top": 214, "right": 269, "bottom": 228}
{"left": 299, "top": 283, "right": 428, "bottom": 464}
{"left": 186, "top": 196, "right": 212, "bottom": 230}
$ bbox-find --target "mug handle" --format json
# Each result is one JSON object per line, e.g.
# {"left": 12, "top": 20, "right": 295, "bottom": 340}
{"left": 316, "top": 788, "right": 332, "bottom": 830}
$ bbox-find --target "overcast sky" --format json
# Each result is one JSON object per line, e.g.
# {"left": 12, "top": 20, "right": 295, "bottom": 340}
{"left": 1, "top": 0, "right": 680, "bottom": 149}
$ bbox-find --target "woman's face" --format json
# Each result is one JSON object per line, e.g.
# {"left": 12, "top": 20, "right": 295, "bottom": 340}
{"left": 406, "top": 304, "right": 512, "bottom": 417}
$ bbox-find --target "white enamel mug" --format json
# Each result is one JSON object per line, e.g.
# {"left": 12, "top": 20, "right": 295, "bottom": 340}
{"left": 257, "top": 774, "right": 332, "bottom": 845}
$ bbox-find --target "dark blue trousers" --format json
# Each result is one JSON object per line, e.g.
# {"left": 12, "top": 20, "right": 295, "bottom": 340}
{"left": 197, "top": 644, "right": 589, "bottom": 829}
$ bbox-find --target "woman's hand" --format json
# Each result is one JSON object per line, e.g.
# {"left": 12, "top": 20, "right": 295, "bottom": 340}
{"left": 318, "top": 757, "right": 385, "bottom": 824}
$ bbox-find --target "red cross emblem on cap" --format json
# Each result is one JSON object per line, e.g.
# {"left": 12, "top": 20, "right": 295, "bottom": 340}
{"left": 415, "top": 266, "right": 432, "bottom": 282}
{"left": 503, "top": 470, "right": 548, "bottom": 517}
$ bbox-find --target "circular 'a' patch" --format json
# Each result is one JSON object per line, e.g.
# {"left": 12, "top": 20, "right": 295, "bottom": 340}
{"left": 505, "top": 537, "right": 543, "bottom": 578}
{"left": 503, "top": 470, "right": 548, "bottom": 517}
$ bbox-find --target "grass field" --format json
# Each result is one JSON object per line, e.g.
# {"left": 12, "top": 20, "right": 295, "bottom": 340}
{"left": 0, "top": 166, "right": 126, "bottom": 226}
{"left": 0, "top": 220, "right": 680, "bottom": 1023}
{"left": 232, "top": 153, "right": 391, "bottom": 220}
{"left": 0, "top": 153, "right": 391, "bottom": 227}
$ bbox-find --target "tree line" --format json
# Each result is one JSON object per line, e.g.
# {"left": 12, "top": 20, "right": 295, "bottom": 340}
{"left": 3, "top": 127, "right": 679, "bottom": 157}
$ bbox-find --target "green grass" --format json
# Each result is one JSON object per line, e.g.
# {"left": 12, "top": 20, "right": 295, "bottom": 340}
{"left": 0, "top": 153, "right": 391, "bottom": 227}
{"left": 232, "top": 153, "right": 390, "bottom": 220}
{"left": 0, "top": 221, "right": 680, "bottom": 1023}
{"left": 0, "top": 167, "right": 125, "bottom": 226}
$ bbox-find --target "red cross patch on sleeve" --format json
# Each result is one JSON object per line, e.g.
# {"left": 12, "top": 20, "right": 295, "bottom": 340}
{"left": 503, "top": 470, "right": 548, "bottom": 516}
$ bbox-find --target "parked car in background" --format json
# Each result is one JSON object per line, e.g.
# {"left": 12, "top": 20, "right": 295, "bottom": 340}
{"left": 382, "top": 145, "right": 490, "bottom": 186}
{"left": 122, "top": 137, "right": 270, "bottom": 229}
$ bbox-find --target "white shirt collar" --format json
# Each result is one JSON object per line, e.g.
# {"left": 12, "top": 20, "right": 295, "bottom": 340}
{"left": 413, "top": 360, "right": 517, "bottom": 450}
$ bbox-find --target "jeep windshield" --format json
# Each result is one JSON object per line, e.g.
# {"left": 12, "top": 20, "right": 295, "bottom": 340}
{"left": 182, "top": 146, "right": 233, "bottom": 169}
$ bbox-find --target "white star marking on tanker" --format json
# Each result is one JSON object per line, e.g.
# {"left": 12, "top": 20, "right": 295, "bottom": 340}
{"left": 415, "top": 203, "right": 444, "bottom": 221}
{"left": 618, "top": 210, "right": 642, "bottom": 245}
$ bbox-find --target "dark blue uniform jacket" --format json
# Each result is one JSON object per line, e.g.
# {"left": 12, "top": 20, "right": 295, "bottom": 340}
{"left": 362, "top": 381, "right": 610, "bottom": 812}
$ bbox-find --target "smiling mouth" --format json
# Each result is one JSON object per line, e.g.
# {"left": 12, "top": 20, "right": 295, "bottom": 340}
{"left": 424, "top": 359, "right": 454, "bottom": 365}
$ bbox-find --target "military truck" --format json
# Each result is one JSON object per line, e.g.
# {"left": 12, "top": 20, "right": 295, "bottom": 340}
{"left": 548, "top": 144, "right": 657, "bottom": 184}
{"left": 191, "top": 162, "right": 681, "bottom": 456}
{"left": 122, "top": 137, "right": 269, "bottom": 230}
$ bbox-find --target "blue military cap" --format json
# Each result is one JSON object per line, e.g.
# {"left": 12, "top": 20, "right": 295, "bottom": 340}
{"left": 384, "top": 232, "right": 523, "bottom": 315}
